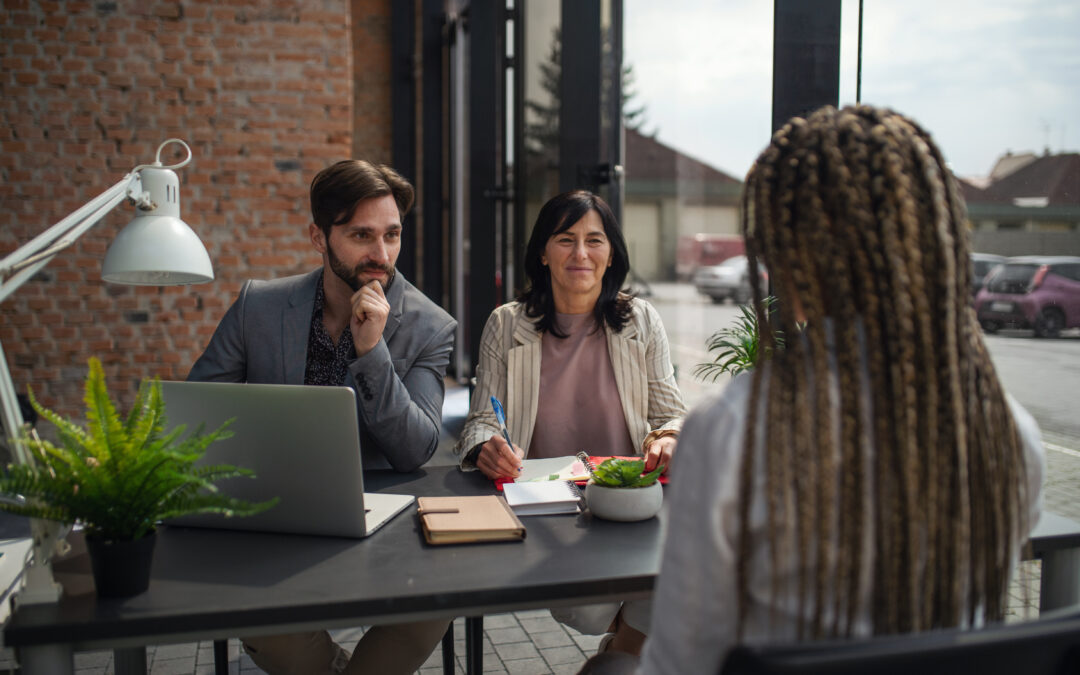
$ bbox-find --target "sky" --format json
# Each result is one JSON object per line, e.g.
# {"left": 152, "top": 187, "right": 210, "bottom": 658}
{"left": 624, "top": 0, "right": 1080, "bottom": 181}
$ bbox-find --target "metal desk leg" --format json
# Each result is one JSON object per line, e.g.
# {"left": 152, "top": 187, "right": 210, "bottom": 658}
{"left": 441, "top": 622, "right": 455, "bottom": 675}
{"left": 114, "top": 646, "right": 147, "bottom": 675}
{"left": 214, "top": 639, "right": 230, "bottom": 675}
{"left": 1040, "top": 547, "right": 1080, "bottom": 612}
{"left": 17, "top": 644, "right": 73, "bottom": 675}
{"left": 465, "top": 616, "right": 483, "bottom": 675}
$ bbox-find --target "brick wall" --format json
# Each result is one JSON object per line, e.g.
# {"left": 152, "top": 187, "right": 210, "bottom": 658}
{"left": 351, "top": 0, "right": 392, "bottom": 162}
{"left": 1, "top": 0, "right": 391, "bottom": 422}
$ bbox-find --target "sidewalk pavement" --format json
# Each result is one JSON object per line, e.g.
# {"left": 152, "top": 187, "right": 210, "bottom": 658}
{"left": 59, "top": 611, "right": 606, "bottom": 675}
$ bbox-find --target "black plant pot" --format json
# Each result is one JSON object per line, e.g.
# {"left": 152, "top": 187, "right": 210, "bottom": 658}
{"left": 84, "top": 531, "right": 156, "bottom": 598}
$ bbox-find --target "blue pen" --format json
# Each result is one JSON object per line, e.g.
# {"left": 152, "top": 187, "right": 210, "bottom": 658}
{"left": 490, "top": 395, "right": 521, "bottom": 472}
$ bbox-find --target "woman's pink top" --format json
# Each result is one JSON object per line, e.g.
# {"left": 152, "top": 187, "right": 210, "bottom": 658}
{"left": 528, "top": 312, "right": 636, "bottom": 459}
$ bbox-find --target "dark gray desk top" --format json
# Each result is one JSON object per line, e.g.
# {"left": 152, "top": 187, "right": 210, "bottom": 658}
{"left": 6, "top": 470, "right": 1078, "bottom": 651}
{"left": 3, "top": 466, "right": 664, "bottom": 650}
{"left": 1029, "top": 511, "right": 1080, "bottom": 555}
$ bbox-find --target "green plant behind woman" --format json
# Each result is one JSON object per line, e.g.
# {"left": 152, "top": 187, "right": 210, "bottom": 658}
{"left": 695, "top": 296, "right": 786, "bottom": 380}
{"left": 0, "top": 357, "right": 275, "bottom": 541}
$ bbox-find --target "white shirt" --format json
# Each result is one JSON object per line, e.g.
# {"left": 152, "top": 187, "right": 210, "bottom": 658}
{"left": 638, "top": 363, "right": 1046, "bottom": 675}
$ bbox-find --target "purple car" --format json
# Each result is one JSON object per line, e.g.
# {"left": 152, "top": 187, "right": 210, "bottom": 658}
{"left": 974, "top": 256, "right": 1080, "bottom": 337}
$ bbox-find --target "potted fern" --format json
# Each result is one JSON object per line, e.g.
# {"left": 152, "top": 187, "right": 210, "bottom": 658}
{"left": 585, "top": 458, "right": 665, "bottom": 522}
{"left": 694, "top": 296, "right": 785, "bottom": 380}
{"left": 0, "top": 358, "right": 275, "bottom": 597}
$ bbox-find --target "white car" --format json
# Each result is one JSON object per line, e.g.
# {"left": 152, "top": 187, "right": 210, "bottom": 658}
{"left": 692, "top": 255, "right": 766, "bottom": 304}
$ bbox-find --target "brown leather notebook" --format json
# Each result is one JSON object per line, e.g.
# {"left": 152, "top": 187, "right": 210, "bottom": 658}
{"left": 417, "top": 495, "right": 526, "bottom": 545}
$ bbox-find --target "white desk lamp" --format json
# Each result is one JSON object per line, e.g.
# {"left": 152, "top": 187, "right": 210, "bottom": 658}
{"left": 0, "top": 138, "right": 213, "bottom": 604}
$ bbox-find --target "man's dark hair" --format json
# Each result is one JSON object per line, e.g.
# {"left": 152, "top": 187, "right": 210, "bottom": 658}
{"left": 519, "top": 190, "right": 632, "bottom": 337}
{"left": 309, "top": 160, "right": 415, "bottom": 237}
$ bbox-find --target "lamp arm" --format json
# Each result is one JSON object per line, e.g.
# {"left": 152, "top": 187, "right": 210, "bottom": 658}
{"left": 0, "top": 186, "right": 136, "bottom": 309}
{"left": 0, "top": 173, "right": 135, "bottom": 279}
{"left": 5, "top": 188, "right": 131, "bottom": 275}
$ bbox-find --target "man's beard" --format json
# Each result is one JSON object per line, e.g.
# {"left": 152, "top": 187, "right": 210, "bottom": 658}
{"left": 327, "top": 242, "right": 395, "bottom": 292}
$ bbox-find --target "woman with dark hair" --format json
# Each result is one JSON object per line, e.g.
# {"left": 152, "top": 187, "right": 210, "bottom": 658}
{"left": 454, "top": 189, "right": 687, "bottom": 654}
{"left": 579, "top": 105, "right": 1045, "bottom": 675}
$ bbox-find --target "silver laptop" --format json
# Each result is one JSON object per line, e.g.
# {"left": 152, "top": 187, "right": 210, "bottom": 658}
{"left": 159, "top": 381, "right": 414, "bottom": 538}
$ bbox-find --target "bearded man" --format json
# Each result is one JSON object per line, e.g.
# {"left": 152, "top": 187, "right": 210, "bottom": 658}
{"left": 187, "top": 160, "right": 456, "bottom": 673}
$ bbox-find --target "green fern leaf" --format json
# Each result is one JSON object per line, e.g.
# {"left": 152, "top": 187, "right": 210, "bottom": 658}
{"left": 0, "top": 359, "right": 273, "bottom": 540}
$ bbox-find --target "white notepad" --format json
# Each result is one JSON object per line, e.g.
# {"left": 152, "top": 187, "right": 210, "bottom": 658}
{"left": 516, "top": 456, "right": 591, "bottom": 483}
{"left": 503, "top": 481, "right": 582, "bottom": 516}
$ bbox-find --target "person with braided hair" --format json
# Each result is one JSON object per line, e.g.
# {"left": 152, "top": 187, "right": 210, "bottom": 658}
{"left": 580, "top": 105, "right": 1046, "bottom": 675}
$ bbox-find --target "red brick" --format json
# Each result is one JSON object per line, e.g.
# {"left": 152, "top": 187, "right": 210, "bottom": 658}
{"left": 74, "top": 44, "right": 101, "bottom": 59}
{"left": 65, "top": 30, "right": 93, "bottom": 44}
{"left": 162, "top": 47, "right": 185, "bottom": 62}
{"left": 38, "top": 312, "right": 63, "bottom": 325}
{"left": 74, "top": 72, "right": 102, "bottom": 87}
{"left": 152, "top": 3, "right": 181, "bottom": 19}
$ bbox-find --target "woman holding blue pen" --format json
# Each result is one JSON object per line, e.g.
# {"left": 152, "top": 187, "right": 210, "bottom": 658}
{"left": 453, "top": 190, "right": 688, "bottom": 656}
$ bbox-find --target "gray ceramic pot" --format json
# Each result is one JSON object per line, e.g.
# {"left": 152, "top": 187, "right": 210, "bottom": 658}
{"left": 585, "top": 481, "right": 663, "bottom": 522}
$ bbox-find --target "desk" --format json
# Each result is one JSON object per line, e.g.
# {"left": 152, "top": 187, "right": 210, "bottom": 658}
{"left": 1029, "top": 511, "right": 1080, "bottom": 611}
{"left": 4, "top": 476, "right": 1079, "bottom": 674}
{"left": 2, "top": 466, "right": 664, "bottom": 674}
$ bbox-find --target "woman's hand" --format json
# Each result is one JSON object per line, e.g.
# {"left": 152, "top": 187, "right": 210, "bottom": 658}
{"left": 476, "top": 434, "right": 525, "bottom": 480}
{"left": 644, "top": 435, "right": 677, "bottom": 473}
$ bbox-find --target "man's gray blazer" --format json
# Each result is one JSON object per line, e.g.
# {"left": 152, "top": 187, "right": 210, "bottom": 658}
{"left": 188, "top": 269, "right": 457, "bottom": 472}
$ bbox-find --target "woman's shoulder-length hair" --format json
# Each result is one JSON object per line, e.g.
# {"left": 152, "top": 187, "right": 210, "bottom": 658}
{"left": 519, "top": 190, "right": 633, "bottom": 337}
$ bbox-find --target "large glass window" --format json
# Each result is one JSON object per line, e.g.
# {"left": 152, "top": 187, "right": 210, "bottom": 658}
{"left": 624, "top": 0, "right": 1080, "bottom": 553}
{"left": 851, "top": 2, "right": 1080, "bottom": 531}
{"left": 623, "top": 1, "right": 774, "bottom": 406}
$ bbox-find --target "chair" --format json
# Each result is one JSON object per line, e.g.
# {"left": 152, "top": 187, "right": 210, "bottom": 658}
{"left": 720, "top": 607, "right": 1080, "bottom": 675}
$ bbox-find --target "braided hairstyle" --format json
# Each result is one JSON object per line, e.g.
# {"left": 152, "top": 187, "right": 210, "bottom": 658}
{"left": 736, "top": 105, "right": 1028, "bottom": 639}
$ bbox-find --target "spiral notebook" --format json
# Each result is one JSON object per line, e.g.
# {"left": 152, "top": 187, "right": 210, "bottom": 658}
{"left": 502, "top": 480, "right": 582, "bottom": 516}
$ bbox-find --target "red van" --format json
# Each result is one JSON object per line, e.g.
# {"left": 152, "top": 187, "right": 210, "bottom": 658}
{"left": 675, "top": 234, "right": 745, "bottom": 280}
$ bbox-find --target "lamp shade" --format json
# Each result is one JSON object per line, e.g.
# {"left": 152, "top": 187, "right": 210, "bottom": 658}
{"left": 101, "top": 165, "right": 214, "bottom": 285}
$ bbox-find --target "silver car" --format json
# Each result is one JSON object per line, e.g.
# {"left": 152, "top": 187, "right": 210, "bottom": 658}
{"left": 693, "top": 255, "right": 766, "bottom": 305}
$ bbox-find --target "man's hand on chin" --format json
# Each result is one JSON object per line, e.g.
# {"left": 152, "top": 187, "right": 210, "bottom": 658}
{"left": 350, "top": 280, "right": 390, "bottom": 356}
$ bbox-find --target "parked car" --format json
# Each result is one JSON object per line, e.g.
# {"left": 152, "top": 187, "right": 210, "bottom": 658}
{"left": 974, "top": 256, "right": 1080, "bottom": 337}
{"left": 693, "top": 255, "right": 767, "bottom": 305}
{"left": 676, "top": 234, "right": 745, "bottom": 280}
{"left": 971, "top": 252, "right": 1006, "bottom": 297}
